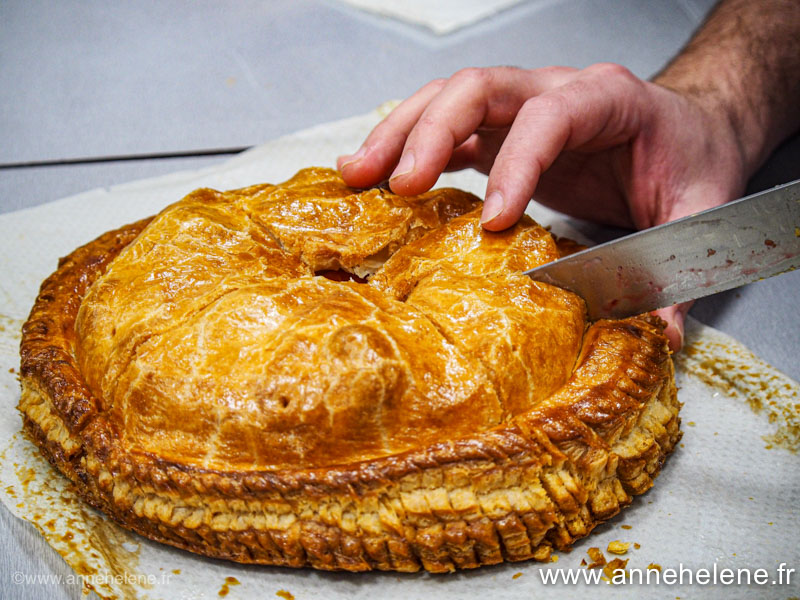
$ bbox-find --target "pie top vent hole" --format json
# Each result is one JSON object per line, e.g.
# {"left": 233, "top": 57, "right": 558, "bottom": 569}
{"left": 315, "top": 269, "right": 368, "bottom": 284}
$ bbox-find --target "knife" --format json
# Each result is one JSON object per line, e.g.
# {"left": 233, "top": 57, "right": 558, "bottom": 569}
{"left": 524, "top": 179, "right": 800, "bottom": 320}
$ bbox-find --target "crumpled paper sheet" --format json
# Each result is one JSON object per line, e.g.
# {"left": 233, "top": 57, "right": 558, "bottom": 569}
{"left": 1, "top": 104, "right": 799, "bottom": 600}
{"left": 333, "top": 0, "right": 537, "bottom": 34}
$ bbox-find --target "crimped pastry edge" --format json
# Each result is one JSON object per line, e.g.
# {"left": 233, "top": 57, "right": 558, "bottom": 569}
{"left": 19, "top": 218, "right": 681, "bottom": 573}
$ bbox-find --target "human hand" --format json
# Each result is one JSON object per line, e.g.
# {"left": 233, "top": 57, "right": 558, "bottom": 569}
{"left": 337, "top": 65, "right": 749, "bottom": 351}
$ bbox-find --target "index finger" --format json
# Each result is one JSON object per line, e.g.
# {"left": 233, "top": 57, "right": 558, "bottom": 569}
{"left": 338, "top": 79, "right": 447, "bottom": 188}
{"left": 388, "top": 66, "right": 577, "bottom": 195}
{"left": 340, "top": 66, "right": 577, "bottom": 191}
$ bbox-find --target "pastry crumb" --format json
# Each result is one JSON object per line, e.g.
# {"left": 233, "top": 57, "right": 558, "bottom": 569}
{"left": 607, "top": 540, "right": 630, "bottom": 555}
{"left": 603, "top": 557, "right": 629, "bottom": 581}
{"left": 587, "top": 547, "right": 606, "bottom": 568}
{"left": 512, "top": 572, "right": 523, "bottom": 580}
{"left": 621, "top": 524, "right": 632, "bottom": 530}
{"left": 648, "top": 563, "right": 662, "bottom": 571}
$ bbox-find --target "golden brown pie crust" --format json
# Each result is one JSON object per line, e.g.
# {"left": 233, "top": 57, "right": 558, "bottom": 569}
{"left": 19, "top": 167, "right": 681, "bottom": 572}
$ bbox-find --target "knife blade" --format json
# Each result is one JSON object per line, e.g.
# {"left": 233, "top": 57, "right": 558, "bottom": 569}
{"left": 524, "top": 179, "right": 800, "bottom": 320}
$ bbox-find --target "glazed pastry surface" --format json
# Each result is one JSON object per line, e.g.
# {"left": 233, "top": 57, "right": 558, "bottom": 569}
{"left": 74, "top": 167, "right": 584, "bottom": 470}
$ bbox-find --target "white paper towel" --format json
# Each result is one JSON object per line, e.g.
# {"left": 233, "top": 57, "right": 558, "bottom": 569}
{"left": 333, "top": 0, "right": 536, "bottom": 34}
{"left": 0, "top": 105, "right": 798, "bottom": 600}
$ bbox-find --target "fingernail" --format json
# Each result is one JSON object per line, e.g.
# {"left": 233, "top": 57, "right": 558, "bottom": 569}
{"left": 390, "top": 152, "right": 415, "bottom": 180}
{"left": 339, "top": 146, "right": 367, "bottom": 170}
{"left": 481, "top": 191, "right": 505, "bottom": 224}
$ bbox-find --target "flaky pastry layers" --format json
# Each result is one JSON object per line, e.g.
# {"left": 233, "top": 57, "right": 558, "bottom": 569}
{"left": 19, "top": 167, "right": 681, "bottom": 572}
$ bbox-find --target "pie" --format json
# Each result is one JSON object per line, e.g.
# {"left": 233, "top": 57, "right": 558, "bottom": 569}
{"left": 19, "top": 167, "right": 681, "bottom": 572}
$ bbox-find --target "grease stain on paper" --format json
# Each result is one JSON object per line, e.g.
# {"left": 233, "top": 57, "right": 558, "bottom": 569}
{"left": 674, "top": 319, "right": 800, "bottom": 452}
{"left": 219, "top": 576, "right": 240, "bottom": 596}
{"left": 2, "top": 431, "right": 146, "bottom": 599}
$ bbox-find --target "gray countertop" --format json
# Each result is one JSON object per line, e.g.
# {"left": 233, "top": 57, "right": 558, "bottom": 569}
{"left": 1, "top": 1, "right": 797, "bottom": 599}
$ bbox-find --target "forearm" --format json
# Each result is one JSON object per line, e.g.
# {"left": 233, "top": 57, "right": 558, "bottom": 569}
{"left": 653, "top": 0, "right": 800, "bottom": 178}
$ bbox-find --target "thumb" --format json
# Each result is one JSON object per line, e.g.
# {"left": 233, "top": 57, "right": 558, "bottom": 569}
{"left": 652, "top": 301, "right": 692, "bottom": 353}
